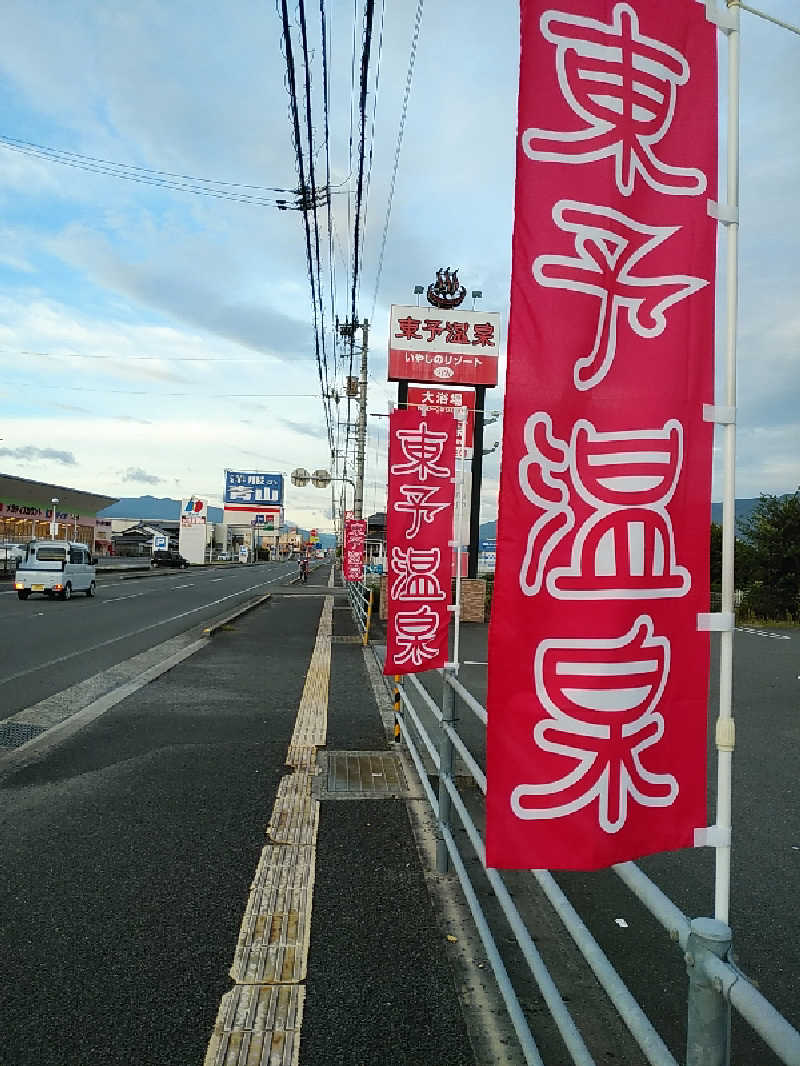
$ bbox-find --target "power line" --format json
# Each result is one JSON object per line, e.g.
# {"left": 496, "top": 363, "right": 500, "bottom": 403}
{"left": 370, "top": 0, "right": 424, "bottom": 320}
{"left": 277, "top": 0, "right": 334, "bottom": 456}
{"left": 0, "top": 134, "right": 332, "bottom": 210}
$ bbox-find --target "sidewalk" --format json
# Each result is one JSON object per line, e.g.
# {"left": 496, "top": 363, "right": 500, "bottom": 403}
{"left": 0, "top": 564, "right": 479, "bottom": 1066}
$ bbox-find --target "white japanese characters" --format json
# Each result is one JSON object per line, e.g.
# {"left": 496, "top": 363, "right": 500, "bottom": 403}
{"left": 387, "top": 417, "right": 456, "bottom": 672}
{"left": 533, "top": 200, "right": 708, "bottom": 390}
{"left": 522, "top": 3, "right": 706, "bottom": 197}
{"left": 518, "top": 412, "right": 690, "bottom": 600}
{"left": 511, "top": 616, "right": 678, "bottom": 833}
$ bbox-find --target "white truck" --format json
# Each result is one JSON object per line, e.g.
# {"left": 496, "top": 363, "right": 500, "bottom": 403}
{"left": 14, "top": 540, "right": 96, "bottom": 601}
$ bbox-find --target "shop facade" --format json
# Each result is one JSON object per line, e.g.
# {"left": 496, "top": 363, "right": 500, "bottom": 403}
{"left": 0, "top": 474, "right": 117, "bottom": 552}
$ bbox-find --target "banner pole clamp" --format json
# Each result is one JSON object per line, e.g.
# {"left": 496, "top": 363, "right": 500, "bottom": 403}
{"left": 701, "top": 0, "right": 737, "bottom": 32}
{"left": 694, "top": 825, "right": 732, "bottom": 848}
{"left": 697, "top": 612, "right": 735, "bottom": 632}
{"left": 707, "top": 200, "right": 739, "bottom": 225}
{"left": 703, "top": 404, "right": 736, "bottom": 425}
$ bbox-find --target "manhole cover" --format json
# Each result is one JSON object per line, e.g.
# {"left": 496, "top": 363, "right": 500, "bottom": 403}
{"left": 315, "top": 751, "right": 408, "bottom": 800}
{"left": 0, "top": 722, "right": 47, "bottom": 749}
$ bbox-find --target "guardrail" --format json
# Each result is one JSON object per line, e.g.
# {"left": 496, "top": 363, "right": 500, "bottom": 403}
{"left": 345, "top": 576, "right": 373, "bottom": 646}
{"left": 378, "top": 660, "right": 800, "bottom": 1066}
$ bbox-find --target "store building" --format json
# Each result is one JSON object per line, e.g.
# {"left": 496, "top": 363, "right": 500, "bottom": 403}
{"left": 0, "top": 473, "right": 117, "bottom": 550}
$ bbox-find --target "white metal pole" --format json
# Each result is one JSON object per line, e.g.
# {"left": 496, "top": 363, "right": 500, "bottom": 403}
{"left": 715, "top": 2, "right": 740, "bottom": 925}
{"left": 452, "top": 428, "right": 466, "bottom": 670}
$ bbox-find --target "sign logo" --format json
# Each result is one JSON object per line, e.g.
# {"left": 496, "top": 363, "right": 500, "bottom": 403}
{"left": 426, "top": 267, "right": 466, "bottom": 310}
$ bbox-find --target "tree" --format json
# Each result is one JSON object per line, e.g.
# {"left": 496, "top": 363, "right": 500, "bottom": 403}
{"left": 737, "top": 491, "right": 800, "bottom": 620}
{"left": 709, "top": 521, "right": 757, "bottom": 593}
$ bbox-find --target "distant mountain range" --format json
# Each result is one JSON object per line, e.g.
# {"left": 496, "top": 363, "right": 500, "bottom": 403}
{"left": 478, "top": 499, "right": 765, "bottom": 542}
{"left": 99, "top": 496, "right": 337, "bottom": 547}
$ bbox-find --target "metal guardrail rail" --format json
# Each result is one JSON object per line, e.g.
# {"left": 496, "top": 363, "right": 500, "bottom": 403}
{"left": 346, "top": 577, "right": 373, "bottom": 646}
{"left": 393, "top": 664, "right": 800, "bottom": 1066}
{"left": 344, "top": 559, "right": 800, "bottom": 1066}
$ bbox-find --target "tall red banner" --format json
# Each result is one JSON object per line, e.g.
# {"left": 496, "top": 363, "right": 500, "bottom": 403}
{"left": 384, "top": 409, "right": 457, "bottom": 675}
{"left": 487, "top": 1, "right": 717, "bottom": 869}
{"left": 343, "top": 519, "right": 367, "bottom": 581}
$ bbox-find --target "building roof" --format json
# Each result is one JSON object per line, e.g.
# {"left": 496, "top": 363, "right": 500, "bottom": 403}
{"left": 0, "top": 473, "right": 117, "bottom": 515}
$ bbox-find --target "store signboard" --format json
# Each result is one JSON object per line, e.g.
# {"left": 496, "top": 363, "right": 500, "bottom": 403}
{"left": 388, "top": 305, "right": 500, "bottom": 386}
{"left": 224, "top": 471, "right": 284, "bottom": 507}
{"left": 486, "top": 1, "right": 717, "bottom": 871}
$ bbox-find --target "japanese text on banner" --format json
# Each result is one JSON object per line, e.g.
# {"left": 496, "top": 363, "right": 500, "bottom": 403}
{"left": 343, "top": 519, "right": 367, "bottom": 582}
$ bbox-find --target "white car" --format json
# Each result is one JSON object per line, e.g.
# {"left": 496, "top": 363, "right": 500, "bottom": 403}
{"left": 14, "top": 540, "right": 96, "bottom": 600}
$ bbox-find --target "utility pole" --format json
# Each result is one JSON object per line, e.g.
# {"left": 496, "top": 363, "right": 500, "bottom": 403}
{"left": 337, "top": 317, "right": 369, "bottom": 520}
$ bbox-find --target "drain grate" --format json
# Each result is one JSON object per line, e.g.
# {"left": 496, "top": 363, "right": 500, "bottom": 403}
{"left": 0, "top": 721, "right": 47, "bottom": 749}
{"left": 315, "top": 750, "right": 408, "bottom": 800}
{"left": 331, "top": 635, "right": 361, "bottom": 644}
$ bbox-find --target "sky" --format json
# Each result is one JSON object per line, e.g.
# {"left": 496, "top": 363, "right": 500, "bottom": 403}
{"left": 0, "top": 0, "right": 797, "bottom": 532}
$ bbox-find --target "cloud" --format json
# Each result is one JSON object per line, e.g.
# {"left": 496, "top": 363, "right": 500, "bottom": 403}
{"left": 0, "top": 444, "right": 76, "bottom": 465}
{"left": 121, "top": 466, "right": 164, "bottom": 485}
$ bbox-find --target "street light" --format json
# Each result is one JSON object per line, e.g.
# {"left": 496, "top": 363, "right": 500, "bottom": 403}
{"left": 50, "top": 498, "right": 59, "bottom": 539}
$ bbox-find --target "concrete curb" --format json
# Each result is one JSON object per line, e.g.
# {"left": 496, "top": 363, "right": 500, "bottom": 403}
{"left": 202, "top": 592, "right": 272, "bottom": 636}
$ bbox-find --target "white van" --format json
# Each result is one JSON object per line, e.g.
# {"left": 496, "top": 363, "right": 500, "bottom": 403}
{"left": 14, "top": 540, "right": 96, "bottom": 600}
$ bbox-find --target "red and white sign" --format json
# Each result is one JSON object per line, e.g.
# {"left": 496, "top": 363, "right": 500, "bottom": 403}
{"left": 343, "top": 519, "right": 367, "bottom": 581}
{"left": 486, "top": 1, "right": 717, "bottom": 870}
{"left": 388, "top": 305, "right": 500, "bottom": 386}
{"left": 407, "top": 385, "right": 476, "bottom": 458}
{"left": 384, "top": 410, "right": 457, "bottom": 675}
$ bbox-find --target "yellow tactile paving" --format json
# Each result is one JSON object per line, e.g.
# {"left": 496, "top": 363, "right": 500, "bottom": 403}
{"left": 285, "top": 598, "right": 333, "bottom": 767}
{"left": 204, "top": 596, "right": 333, "bottom": 1066}
{"left": 204, "top": 985, "right": 305, "bottom": 1066}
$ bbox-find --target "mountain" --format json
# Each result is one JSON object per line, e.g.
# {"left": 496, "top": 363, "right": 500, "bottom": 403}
{"left": 478, "top": 499, "right": 765, "bottom": 543}
{"left": 99, "top": 496, "right": 225, "bottom": 522}
{"left": 99, "top": 495, "right": 337, "bottom": 546}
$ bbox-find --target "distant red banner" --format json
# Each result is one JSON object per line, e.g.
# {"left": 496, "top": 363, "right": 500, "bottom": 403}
{"left": 407, "top": 385, "right": 476, "bottom": 457}
{"left": 384, "top": 409, "right": 457, "bottom": 675}
{"left": 343, "top": 519, "right": 367, "bottom": 581}
{"left": 486, "top": 1, "right": 717, "bottom": 869}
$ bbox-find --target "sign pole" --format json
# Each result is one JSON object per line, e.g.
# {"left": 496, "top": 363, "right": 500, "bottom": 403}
{"left": 355, "top": 319, "right": 369, "bottom": 520}
{"left": 714, "top": 0, "right": 740, "bottom": 927}
{"left": 468, "top": 386, "right": 486, "bottom": 578}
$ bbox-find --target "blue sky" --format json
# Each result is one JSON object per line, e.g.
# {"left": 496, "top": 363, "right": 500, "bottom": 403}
{"left": 0, "top": 0, "right": 797, "bottom": 530}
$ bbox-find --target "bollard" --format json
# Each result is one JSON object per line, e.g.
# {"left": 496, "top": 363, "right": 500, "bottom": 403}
{"left": 362, "top": 588, "right": 373, "bottom": 646}
{"left": 436, "top": 669, "right": 456, "bottom": 874}
{"left": 393, "top": 675, "right": 402, "bottom": 743}
{"left": 686, "top": 917, "right": 732, "bottom": 1066}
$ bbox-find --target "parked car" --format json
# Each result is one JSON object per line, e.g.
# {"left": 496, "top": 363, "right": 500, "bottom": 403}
{"left": 14, "top": 540, "right": 96, "bottom": 600}
{"left": 151, "top": 549, "right": 189, "bottom": 568}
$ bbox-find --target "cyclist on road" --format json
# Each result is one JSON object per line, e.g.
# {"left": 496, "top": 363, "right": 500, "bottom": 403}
{"left": 299, "top": 555, "right": 309, "bottom": 583}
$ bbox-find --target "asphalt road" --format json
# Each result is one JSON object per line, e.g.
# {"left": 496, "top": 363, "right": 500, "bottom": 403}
{"left": 0, "top": 561, "right": 300, "bottom": 718}
{"left": 400, "top": 619, "right": 800, "bottom": 1064}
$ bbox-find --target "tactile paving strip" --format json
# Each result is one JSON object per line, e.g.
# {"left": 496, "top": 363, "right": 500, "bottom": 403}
{"left": 204, "top": 985, "right": 305, "bottom": 1066}
{"left": 285, "top": 598, "right": 332, "bottom": 767}
{"left": 205, "top": 594, "right": 334, "bottom": 1066}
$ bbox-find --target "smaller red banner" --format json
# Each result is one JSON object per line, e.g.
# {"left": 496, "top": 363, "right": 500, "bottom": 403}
{"left": 343, "top": 519, "right": 367, "bottom": 581}
{"left": 384, "top": 409, "right": 457, "bottom": 675}
{"left": 407, "top": 385, "right": 476, "bottom": 457}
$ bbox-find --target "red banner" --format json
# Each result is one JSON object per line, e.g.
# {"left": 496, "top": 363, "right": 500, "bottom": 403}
{"left": 487, "top": 1, "right": 717, "bottom": 869}
{"left": 343, "top": 519, "right": 367, "bottom": 581}
{"left": 384, "top": 409, "right": 457, "bottom": 675}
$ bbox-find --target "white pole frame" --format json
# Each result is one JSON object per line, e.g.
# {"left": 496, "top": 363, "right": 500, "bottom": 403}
{"left": 708, "top": 0, "right": 740, "bottom": 925}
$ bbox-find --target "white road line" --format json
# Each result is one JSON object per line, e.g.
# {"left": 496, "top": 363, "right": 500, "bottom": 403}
{"left": 101, "top": 592, "right": 149, "bottom": 605}
{"left": 0, "top": 581, "right": 272, "bottom": 688}
{"left": 175, "top": 583, "right": 194, "bottom": 589}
